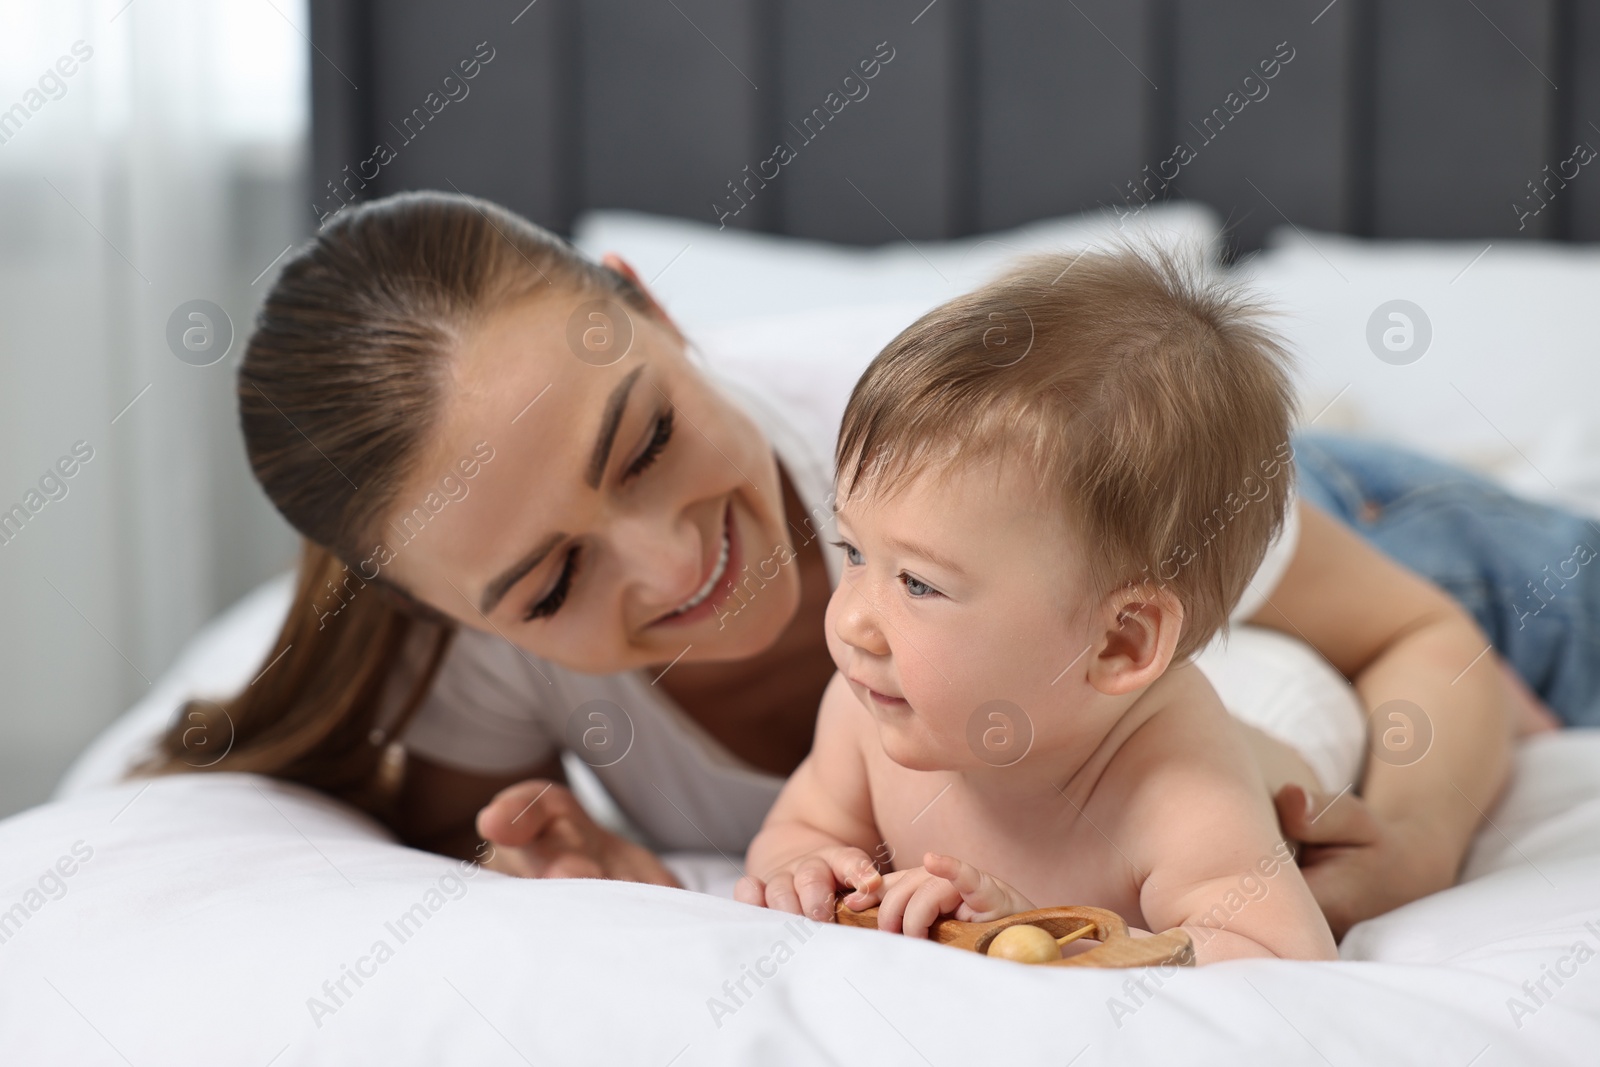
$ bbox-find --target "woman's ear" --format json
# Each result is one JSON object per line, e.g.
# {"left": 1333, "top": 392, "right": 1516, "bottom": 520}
{"left": 1085, "top": 585, "right": 1184, "bottom": 697}
{"left": 599, "top": 253, "right": 684, "bottom": 338}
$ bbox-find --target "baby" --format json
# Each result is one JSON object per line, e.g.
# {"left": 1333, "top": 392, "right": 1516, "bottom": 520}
{"left": 735, "top": 248, "right": 1340, "bottom": 964}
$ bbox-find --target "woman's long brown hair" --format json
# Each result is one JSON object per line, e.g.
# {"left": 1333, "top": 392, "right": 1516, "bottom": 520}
{"left": 139, "top": 191, "right": 648, "bottom": 823}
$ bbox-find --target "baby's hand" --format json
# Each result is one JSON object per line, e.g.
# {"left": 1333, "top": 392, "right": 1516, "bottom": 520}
{"left": 735, "top": 846, "right": 884, "bottom": 923}
{"left": 872, "top": 853, "right": 1035, "bottom": 939}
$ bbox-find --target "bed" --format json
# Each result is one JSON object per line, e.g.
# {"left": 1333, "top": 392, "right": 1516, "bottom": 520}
{"left": 8, "top": 730, "right": 1600, "bottom": 1065}
{"left": 6, "top": 201, "right": 1600, "bottom": 1063}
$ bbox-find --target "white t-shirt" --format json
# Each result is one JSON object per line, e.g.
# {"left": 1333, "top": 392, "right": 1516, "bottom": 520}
{"left": 381, "top": 366, "right": 1301, "bottom": 853}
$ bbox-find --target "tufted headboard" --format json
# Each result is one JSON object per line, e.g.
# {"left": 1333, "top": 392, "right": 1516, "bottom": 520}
{"left": 309, "top": 0, "right": 1600, "bottom": 254}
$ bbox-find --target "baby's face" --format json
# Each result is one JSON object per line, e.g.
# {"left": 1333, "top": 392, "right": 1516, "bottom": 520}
{"left": 826, "top": 454, "right": 1103, "bottom": 772}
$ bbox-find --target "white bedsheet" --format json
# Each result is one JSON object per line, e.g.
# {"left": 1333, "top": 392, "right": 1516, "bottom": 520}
{"left": 5, "top": 736, "right": 1600, "bottom": 1064}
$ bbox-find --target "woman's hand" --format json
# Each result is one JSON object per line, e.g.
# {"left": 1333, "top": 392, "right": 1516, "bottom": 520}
{"left": 475, "top": 779, "right": 679, "bottom": 887}
{"left": 864, "top": 853, "right": 1035, "bottom": 939}
{"left": 1245, "top": 502, "right": 1520, "bottom": 941}
{"left": 735, "top": 845, "right": 883, "bottom": 922}
{"left": 1273, "top": 784, "right": 1455, "bottom": 940}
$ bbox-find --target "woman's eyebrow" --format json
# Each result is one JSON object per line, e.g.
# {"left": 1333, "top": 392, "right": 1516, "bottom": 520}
{"left": 585, "top": 366, "right": 644, "bottom": 489}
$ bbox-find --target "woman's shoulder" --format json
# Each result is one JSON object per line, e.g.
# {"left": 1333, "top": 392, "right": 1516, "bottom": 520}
{"left": 692, "top": 302, "right": 930, "bottom": 476}
{"left": 702, "top": 368, "right": 844, "bottom": 579}
{"left": 705, "top": 366, "right": 838, "bottom": 484}
{"left": 692, "top": 303, "right": 919, "bottom": 441}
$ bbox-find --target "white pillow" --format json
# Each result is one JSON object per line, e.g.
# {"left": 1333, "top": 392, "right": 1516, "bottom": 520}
{"left": 1240, "top": 228, "right": 1600, "bottom": 517}
{"left": 572, "top": 203, "right": 1223, "bottom": 336}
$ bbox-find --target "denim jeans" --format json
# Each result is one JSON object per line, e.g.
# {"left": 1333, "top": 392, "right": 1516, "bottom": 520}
{"left": 1291, "top": 431, "right": 1600, "bottom": 727}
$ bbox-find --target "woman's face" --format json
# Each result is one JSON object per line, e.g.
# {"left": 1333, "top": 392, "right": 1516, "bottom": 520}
{"left": 382, "top": 267, "right": 801, "bottom": 673}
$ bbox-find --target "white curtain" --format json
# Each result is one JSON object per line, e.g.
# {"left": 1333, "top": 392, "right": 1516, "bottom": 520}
{"left": 0, "top": 0, "right": 307, "bottom": 814}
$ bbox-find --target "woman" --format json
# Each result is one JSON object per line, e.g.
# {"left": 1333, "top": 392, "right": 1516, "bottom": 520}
{"left": 145, "top": 191, "right": 1576, "bottom": 940}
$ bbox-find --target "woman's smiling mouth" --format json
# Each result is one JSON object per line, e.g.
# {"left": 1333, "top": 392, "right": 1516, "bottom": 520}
{"left": 655, "top": 501, "right": 739, "bottom": 626}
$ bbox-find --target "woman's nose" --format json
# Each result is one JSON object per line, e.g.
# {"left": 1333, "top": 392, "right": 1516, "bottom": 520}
{"left": 612, "top": 512, "right": 704, "bottom": 613}
{"left": 831, "top": 578, "right": 891, "bottom": 657}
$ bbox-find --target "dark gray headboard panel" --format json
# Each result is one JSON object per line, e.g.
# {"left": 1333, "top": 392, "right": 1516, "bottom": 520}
{"left": 311, "top": 0, "right": 1599, "bottom": 253}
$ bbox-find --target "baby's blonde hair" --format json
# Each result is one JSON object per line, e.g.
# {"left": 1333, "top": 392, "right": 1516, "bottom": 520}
{"left": 836, "top": 246, "right": 1298, "bottom": 661}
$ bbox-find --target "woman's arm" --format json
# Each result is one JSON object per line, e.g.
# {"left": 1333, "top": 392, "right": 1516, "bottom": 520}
{"left": 1246, "top": 500, "right": 1516, "bottom": 935}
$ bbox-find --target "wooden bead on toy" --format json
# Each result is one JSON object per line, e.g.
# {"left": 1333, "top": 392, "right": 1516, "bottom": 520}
{"left": 833, "top": 900, "right": 1195, "bottom": 970}
{"left": 988, "top": 924, "right": 1060, "bottom": 963}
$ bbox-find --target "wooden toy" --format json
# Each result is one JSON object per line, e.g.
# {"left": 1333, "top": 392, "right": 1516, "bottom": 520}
{"left": 834, "top": 900, "right": 1195, "bottom": 968}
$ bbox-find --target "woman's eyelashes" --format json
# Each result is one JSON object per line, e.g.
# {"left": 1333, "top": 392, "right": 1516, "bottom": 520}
{"left": 525, "top": 545, "right": 582, "bottom": 621}
{"left": 829, "top": 539, "right": 941, "bottom": 599}
{"left": 519, "top": 409, "right": 676, "bottom": 623}
{"left": 624, "top": 408, "right": 674, "bottom": 481}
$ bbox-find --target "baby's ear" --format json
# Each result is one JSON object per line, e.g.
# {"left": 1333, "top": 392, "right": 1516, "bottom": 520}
{"left": 1085, "top": 585, "right": 1183, "bottom": 696}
